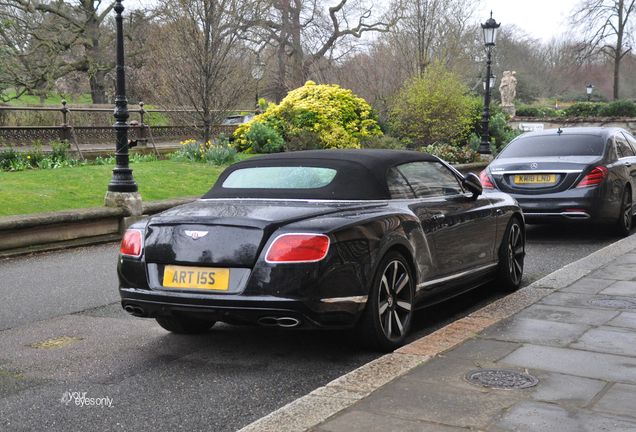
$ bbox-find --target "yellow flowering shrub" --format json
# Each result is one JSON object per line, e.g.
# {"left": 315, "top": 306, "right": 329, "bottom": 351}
{"left": 234, "top": 81, "right": 382, "bottom": 152}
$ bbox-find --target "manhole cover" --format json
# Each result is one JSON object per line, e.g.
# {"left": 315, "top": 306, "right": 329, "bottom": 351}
{"left": 465, "top": 369, "right": 538, "bottom": 390}
{"left": 588, "top": 299, "right": 636, "bottom": 309}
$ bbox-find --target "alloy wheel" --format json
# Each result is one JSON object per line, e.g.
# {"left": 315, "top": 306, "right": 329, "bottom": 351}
{"left": 377, "top": 260, "right": 413, "bottom": 342}
{"left": 507, "top": 222, "right": 524, "bottom": 286}
{"left": 623, "top": 190, "right": 632, "bottom": 232}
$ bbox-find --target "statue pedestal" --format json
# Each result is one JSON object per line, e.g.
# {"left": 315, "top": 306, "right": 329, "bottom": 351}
{"left": 503, "top": 105, "right": 516, "bottom": 117}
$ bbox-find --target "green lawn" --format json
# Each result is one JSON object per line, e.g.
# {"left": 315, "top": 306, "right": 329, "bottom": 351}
{"left": 0, "top": 161, "right": 226, "bottom": 216}
{"left": 3, "top": 90, "right": 92, "bottom": 105}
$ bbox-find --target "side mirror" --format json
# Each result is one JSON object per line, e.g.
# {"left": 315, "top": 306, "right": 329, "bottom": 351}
{"left": 463, "top": 172, "right": 483, "bottom": 198}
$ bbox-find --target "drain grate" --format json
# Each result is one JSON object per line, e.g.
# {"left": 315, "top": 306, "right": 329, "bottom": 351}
{"left": 588, "top": 298, "right": 636, "bottom": 309}
{"left": 465, "top": 369, "right": 538, "bottom": 390}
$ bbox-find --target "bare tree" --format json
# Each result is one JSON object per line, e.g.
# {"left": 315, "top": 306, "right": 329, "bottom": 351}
{"left": 331, "top": 39, "right": 411, "bottom": 123}
{"left": 149, "top": 0, "right": 254, "bottom": 142}
{"left": 385, "top": 0, "right": 481, "bottom": 77}
{"left": 245, "top": 0, "right": 397, "bottom": 102}
{"left": 568, "top": 0, "right": 636, "bottom": 100}
{"left": 0, "top": 0, "right": 150, "bottom": 104}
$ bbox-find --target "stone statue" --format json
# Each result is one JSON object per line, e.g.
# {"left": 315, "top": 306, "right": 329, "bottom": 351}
{"left": 499, "top": 70, "right": 517, "bottom": 106}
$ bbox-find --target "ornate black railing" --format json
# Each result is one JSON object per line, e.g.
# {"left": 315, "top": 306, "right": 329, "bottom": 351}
{"left": 0, "top": 101, "right": 248, "bottom": 145}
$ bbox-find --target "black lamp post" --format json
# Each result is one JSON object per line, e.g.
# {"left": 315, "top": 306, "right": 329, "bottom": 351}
{"left": 107, "top": 0, "right": 137, "bottom": 194}
{"left": 479, "top": 12, "right": 500, "bottom": 156}
{"left": 483, "top": 72, "right": 496, "bottom": 92}
{"left": 587, "top": 84, "right": 594, "bottom": 102}
{"left": 252, "top": 55, "right": 265, "bottom": 112}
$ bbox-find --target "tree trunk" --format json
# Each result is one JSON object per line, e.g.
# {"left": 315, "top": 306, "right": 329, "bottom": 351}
{"left": 90, "top": 71, "right": 108, "bottom": 104}
{"left": 614, "top": 50, "right": 621, "bottom": 101}
{"left": 614, "top": 0, "right": 627, "bottom": 101}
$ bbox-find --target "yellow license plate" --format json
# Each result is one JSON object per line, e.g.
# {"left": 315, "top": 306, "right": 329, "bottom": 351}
{"left": 515, "top": 174, "right": 556, "bottom": 184}
{"left": 163, "top": 265, "right": 230, "bottom": 290}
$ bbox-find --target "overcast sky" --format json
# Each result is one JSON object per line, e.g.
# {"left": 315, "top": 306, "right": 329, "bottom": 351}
{"left": 476, "top": 0, "right": 581, "bottom": 41}
{"left": 123, "top": 0, "right": 582, "bottom": 43}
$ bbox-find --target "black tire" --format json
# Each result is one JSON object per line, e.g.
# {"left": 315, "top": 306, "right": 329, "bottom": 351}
{"left": 155, "top": 316, "right": 215, "bottom": 334}
{"left": 496, "top": 217, "right": 525, "bottom": 292}
{"left": 356, "top": 251, "right": 414, "bottom": 351}
{"left": 615, "top": 187, "right": 633, "bottom": 237}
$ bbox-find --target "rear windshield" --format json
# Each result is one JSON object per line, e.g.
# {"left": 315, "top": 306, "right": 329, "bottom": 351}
{"left": 222, "top": 166, "right": 337, "bottom": 189}
{"left": 498, "top": 135, "right": 605, "bottom": 158}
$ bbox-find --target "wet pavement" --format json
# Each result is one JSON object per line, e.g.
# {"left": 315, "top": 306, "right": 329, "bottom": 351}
{"left": 239, "top": 234, "right": 636, "bottom": 432}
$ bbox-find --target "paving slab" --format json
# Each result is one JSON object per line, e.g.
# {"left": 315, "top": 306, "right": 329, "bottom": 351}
{"left": 479, "top": 317, "right": 589, "bottom": 347}
{"left": 525, "top": 372, "right": 607, "bottom": 408}
{"left": 538, "top": 292, "right": 636, "bottom": 310}
{"left": 570, "top": 326, "right": 636, "bottom": 356}
{"left": 607, "top": 311, "right": 636, "bottom": 329}
{"left": 400, "top": 356, "right": 497, "bottom": 392}
{"left": 512, "top": 304, "right": 617, "bottom": 326}
{"left": 592, "top": 383, "right": 636, "bottom": 418}
{"left": 339, "top": 378, "right": 518, "bottom": 431}
{"left": 312, "top": 410, "right": 466, "bottom": 432}
{"left": 500, "top": 344, "right": 636, "bottom": 384}
{"left": 559, "top": 278, "right": 614, "bottom": 294}
{"left": 491, "top": 400, "right": 636, "bottom": 432}
{"left": 588, "top": 265, "right": 636, "bottom": 281}
{"left": 442, "top": 338, "right": 521, "bottom": 363}
{"left": 611, "top": 252, "right": 636, "bottom": 265}
{"left": 600, "top": 280, "right": 636, "bottom": 296}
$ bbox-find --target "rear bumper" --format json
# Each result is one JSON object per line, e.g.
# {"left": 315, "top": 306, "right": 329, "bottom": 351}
{"left": 509, "top": 189, "right": 619, "bottom": 224}
{"left": 119, "top": 287, "right": 365, "bottom": 329}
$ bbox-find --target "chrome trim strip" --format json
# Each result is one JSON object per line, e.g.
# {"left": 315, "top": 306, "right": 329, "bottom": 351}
{"left": 321, "top": 296, "right": 368, "bottom": 304}
{"left": 525, "top": 212, "right": 590, "bottom": 219}
{"left": 491, "top": 170, "right": 581, "bottom": 175}
{"left": 417, "top": 263, "right": 498, "bottom": 289}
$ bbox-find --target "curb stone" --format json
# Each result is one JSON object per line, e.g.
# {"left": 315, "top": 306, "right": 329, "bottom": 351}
{"left": 237, "top": 233, "right": 636, "bottom": 432}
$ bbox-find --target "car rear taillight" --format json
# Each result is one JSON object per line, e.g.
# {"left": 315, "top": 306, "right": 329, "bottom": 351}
{"left": 265, "top": 234, "right": 330, "bottom": 263}
{"left": 120, "top": 229, "right": 143, "bottom": 257}
{"left": 479, "top": 170, "right": 495, "bottom": 190}
{"left": 576, "top": 166, "right": 608, "bottom": 188}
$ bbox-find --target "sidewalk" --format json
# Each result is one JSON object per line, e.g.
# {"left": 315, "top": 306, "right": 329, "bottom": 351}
{"left": 240, "top": 234, "right": 636, "bottom": 432}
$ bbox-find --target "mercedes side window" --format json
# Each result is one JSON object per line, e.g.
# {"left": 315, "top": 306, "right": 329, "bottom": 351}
{"left": 622, "top": 132, "right": 636, "bottom": 155}
{"left": 615, "top": 134, "right": 634, "bottom": 158}
{"left": 397, "top": 162, "right": 464, "bottom": 198}
{"left": 386, "top": 167, "right": 415, "bottom": 199}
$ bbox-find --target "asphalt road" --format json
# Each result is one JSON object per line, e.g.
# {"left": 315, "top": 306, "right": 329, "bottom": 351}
{"left": 0, "top": 224, "right": 626, "bottom": 431}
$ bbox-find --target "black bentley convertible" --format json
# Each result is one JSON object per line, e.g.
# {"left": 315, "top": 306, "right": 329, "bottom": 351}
{"left": 118, "top": 149, "right": 525, "bottom": 350}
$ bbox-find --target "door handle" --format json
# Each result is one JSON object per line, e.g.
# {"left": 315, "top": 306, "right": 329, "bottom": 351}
{"left": 431, "top": 213, "right": 445, "bottom": 220}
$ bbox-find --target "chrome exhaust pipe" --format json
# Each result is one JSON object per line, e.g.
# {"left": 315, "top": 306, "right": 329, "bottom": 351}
{"left": 124, "top": 305, "right": 146, "bottom": 317}
{"left": 561, "top": 211, "right": 590, "bottom": 220}
{"left": 258, "top": 316, "right": 301, "bottom": 328}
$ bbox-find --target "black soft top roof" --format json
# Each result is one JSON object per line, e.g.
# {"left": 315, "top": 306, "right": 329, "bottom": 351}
{"left": 203, "top": 149, "right": 440, "bottom": 200}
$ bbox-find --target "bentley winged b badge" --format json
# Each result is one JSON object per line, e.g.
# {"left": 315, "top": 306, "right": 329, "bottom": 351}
{"left": 184, "top": 230, "right": 209, "bottom": 240}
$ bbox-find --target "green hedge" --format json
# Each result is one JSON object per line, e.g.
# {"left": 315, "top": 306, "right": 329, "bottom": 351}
{"left": 516, "top": 100, "right": 636, "bottom": 118}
